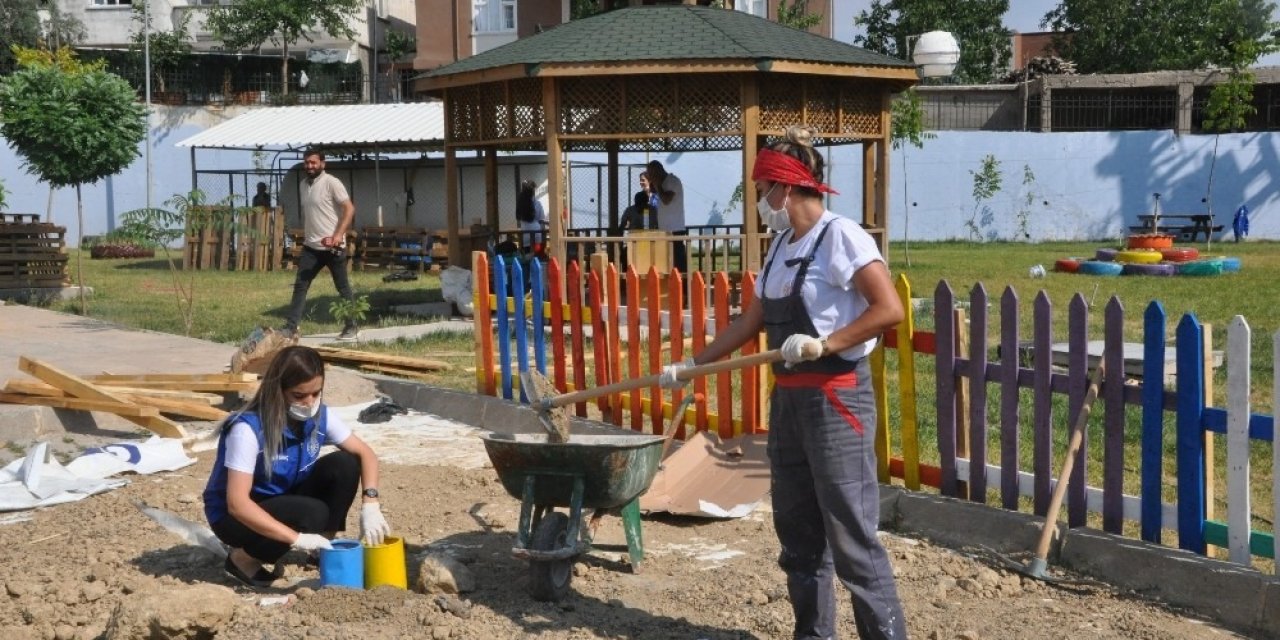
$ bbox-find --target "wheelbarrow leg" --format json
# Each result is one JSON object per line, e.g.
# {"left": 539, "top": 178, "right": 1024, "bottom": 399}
{"left": 620, "top": 498, "right": 644, "bottom": 573}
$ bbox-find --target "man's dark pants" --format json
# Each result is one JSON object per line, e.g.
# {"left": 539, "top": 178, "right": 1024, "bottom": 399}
{"left": 285, "top": 246, "right": 355, "bottom": 331}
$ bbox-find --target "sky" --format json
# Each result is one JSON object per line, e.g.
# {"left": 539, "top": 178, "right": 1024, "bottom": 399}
{"left": 830, "top": 0, "right": 1280, "bottom": 68}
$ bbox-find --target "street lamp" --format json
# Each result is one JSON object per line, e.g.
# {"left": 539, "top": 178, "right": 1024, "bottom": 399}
{"left": 909, "top": 30, "right": 961, "bottom": 79}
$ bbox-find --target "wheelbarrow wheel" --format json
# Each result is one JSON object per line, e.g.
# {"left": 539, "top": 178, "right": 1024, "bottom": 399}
{"left": 529, "top": 511, "right": 573, "bottom": 602}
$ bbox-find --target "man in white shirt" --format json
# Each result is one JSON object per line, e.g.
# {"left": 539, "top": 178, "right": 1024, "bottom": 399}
{"left": 646, "top": 160, "right": 687, "bottom": 274}
{"left": 283, "top": 149, "right": 359, "bottom": 340}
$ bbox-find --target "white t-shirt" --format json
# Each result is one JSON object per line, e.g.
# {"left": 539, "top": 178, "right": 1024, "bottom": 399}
{"left": 223, "top": 407, "right": 352, "bottom": 473}
{"left": 656, "top": 173, "right": 685, "bottom": 232}
{"left": 301, "top": 172, "right": 351, "bottom": 250}
{"left": 754, "top": 211, "right": 885, "bottom": 360}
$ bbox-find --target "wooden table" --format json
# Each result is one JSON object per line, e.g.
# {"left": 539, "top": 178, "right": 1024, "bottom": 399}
{"left": 1132, "top": 214, "right": 1222, "bottom": 241}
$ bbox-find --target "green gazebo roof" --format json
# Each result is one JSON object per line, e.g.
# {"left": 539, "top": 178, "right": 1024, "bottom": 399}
{"left": 424, "top": 5, "right": 913, "bottom": 78}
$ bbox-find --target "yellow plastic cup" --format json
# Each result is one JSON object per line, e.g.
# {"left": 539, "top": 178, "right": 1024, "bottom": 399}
{"left": 363, "top": 535, "right": 408, "bottom": 589}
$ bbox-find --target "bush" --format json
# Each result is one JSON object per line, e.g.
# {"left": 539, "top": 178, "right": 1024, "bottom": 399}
{"left": 89, "top": 243, "right": 155, "bottom": 259}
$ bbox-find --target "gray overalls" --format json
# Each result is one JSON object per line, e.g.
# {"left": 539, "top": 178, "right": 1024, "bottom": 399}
{"left": 761, "top": 221, "right": 907, "bottom": 640}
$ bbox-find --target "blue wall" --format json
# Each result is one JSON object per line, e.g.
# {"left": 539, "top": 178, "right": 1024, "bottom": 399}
{"left": 2, "top": 108, "right": 1276, "bottom": 245}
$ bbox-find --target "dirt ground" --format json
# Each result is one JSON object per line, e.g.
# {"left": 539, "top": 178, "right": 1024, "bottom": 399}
{"left": 0, "top": 370, "right": 1248, "bottom": 640}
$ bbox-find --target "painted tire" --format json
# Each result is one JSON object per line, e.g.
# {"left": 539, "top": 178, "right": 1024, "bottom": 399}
{"left": 1055, "top": 258, "right": 1081, "bottom": 273}
{"left": 1122, "top": 262, "right": 1176, "bottom": 276}
{"left": 1077, "top": 260, "right": 1123, "bottom": 276}
{"left": 1116, "top": 249, "right": 1164, "bottom": 264}
{"left": 1095, "top": 248, "right": 1119, "bottom": 262}
{"left": 1159, "top": 247, "right": 1200, "bottom": 262}
{"left": 1177, "top": 259, "right": 1224, "bottom": 276}
{"left": 1221, "top": 256, "right": 1242, "bottom": 273}
{"left": 1126, "top": 233, "right": 1175, "bottom": 250}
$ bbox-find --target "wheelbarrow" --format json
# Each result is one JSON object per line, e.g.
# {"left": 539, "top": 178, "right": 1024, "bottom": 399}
{"left": 481, "top": 430, "right": 667, "bottom": 601}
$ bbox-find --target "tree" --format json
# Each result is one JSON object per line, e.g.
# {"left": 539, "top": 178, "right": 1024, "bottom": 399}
{"left": 778, "top": 0, "right": 822, "bottom": 31}
{"left": 1043, "top": 0, "right": 1278, "bottom": 74}
{"left": 0, "top": 47, "right": 147, "bottom": 314}
{"left": 204, "top": 0, "right": 364, "bottom": 96}
{"left": 890, "top": 89, "right": 934, "bottom": 264}
{"left": 853, "top": 0, "right": 1011, "bottom": 84}
{"left": 42, "top": 3, "right": 87, "bottom": 49}
{"left": 0, "top": 0, "right": 42, "bottom": 68}
{"left": 381, "top": 30, "right": 416, "bottom": 101}
{"left": 130, "top": 3, "right": 193, "bottom": 95}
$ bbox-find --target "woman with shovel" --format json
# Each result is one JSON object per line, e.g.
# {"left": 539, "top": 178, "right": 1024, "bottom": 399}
{"left": 661, "top": 126, "right": 907, "bottom": 639}
{"left": 203, "top": 346, "right": 391, "bottom": 587}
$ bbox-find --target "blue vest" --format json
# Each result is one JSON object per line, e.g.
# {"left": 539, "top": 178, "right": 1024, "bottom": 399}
{"left": 203, "top": 408, "right": 328, "bottom": 524}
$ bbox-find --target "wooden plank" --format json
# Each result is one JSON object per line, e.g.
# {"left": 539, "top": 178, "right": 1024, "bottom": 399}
{"left": 1226, "top": 316, "right": 1251, "bottom": 565}
{"left": 1033, "top": 291, "right": 1054, "bottom": 516}
{"left": 1176, "top": 314, "right": 1206, "bottom": 553}
{"left": 667, "top": 270, "right": 687, "bottom": 439}
{"left": 17, "top": 357, "right": 186, "bottom": 439}
{"left": 1103, "top": 297, "right": 1126, "bottom": 533}
{"left": 312, "top": 347, "right": 449, "bottom": 372}
{"left": 967, "top": 284, "right": 988, "bottom": 503}
{"left": 1203, "top": 323, "right": 1217, "bottom": 558}
{"left": 999, "top": 286, "right": 1020, "bottom": 509}
{"left": 606, "top": 263, "right": 622, "bottom": 428}
{"left": 0, "top": 392, "right": 159, "bottom": 418}
{"left": 626, "top": 267, "right": 642, "bottom": 433}
{"left": 124, "top": 394, "right": 230, "bottom": 421}
{"left": 690, "top": 272, "right": 708, "bottom": 432}
{"left": 94, "top": 380, "right": 257, "bottom": 392}
{"left": 88, "top": 372, "right": 258, "bottom": 383}
{"left": 568, "top": 261, "right": 587, "bottom": 418}
{"left": 713, "top": 271, "right": 732, "bottom": 438}
{"left": 493, "top": 255, "right": 513, "bottom": 401}
{"left": 357, "top": 363, "right": 433, "bottom": 381}
{"left": 512, "top": 258, "right": 531, "bottom": 404}
{"left": 5, "top": 379, "right": 219, "bottom": 404}
{"left": 1067, "top": 294, "right": 1090, "bottom": 527}
{"left": 954, "top": 307, "right": 970, "bottom": 500}
{"left": 1141, "top": 301, "right": 1168, "bottom": 543}
{"left": 898, "top": 275, "right": 921, "bottom": 490}
{"left": 473, "top": 252, "right": 494, "bottom": 395}
{"left": 934, "top": 281, "right": 958, "bottom": 498}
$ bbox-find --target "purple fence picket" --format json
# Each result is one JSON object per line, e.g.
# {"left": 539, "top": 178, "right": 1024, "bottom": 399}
{"left": 1033, "top": 292, "right": 1053, "bottom": 516}
{"left": 1000, "top": 287, "right": 1021, "bottom": 510}
{"left": 1140, "top": 301, "right": 1167, "bottom": 543}
{"left": 968, "top": 284, "right": 989, "bottom": 501}
{"left": 1067, "top": 294, "right": 1090, "bottom": 527}
{"left": 935, "top": 280, "right": 958, "bottom": 497}
{"left": 1103, "top": 297, "right": 1126, "bottom": 533}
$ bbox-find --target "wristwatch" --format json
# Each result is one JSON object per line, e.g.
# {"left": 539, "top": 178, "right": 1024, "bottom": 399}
{"left": 362, "top": 488, "right": 379, "bottom": 499}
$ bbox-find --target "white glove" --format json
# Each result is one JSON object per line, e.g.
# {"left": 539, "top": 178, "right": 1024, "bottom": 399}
{"left": 361, "top": 503, "right": 391, "bottom": 546}
{"left": 781, "top": 334, "right": 824, "bottom": 367}
{"left": 291, "top": 533, "right": 333, "bottom": 551}
{"left": 659, "top": 358, "right": 695, "bottom": 390}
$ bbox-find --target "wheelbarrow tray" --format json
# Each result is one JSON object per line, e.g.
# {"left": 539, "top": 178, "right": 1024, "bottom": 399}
{"left": 481, "top": 433, "right": 665, "bottom": 510}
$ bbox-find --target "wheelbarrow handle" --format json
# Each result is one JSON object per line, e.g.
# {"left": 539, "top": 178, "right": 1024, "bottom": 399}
{"left": 543, "top": 348, "right": 797, "bottom": 410}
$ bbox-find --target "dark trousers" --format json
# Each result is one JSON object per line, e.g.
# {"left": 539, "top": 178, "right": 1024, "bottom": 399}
{"left": 210, "top": 451, "right": 361, "bottom": 564}
{"left": 768, "top": 359, "right": 907, "bottom": 640}
{"left": 671, "top": 230, "right": 688, "bottom": 275}
{"left": 285, "top": 245, "right": 355, "bottom": 331}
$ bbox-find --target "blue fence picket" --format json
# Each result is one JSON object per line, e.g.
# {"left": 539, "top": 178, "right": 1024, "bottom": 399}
{"left": 1141, "top": 301, "right": 1167, "bottom": 543}
{"left": 493, "top": 256, "right": 513, "bottom": 401}
{"left": 511, "top": 259, "right": 529, "bottom": 403}
{"left": 1067, "top": 294, "right": 1089, "bottom": 527}
{"left": 1033, "top": 292, "right": 1053, "bottom": 516}
{"left": 1103, "top": 297, "right": 1126, "bottom": 534}
{"left": 999, "top": 287, "right": 1021, "bottom": 510}
{"left": 530, "top": 259, "right": 546, "bottom": 375}
{"left": 1176, "top": 313, "right": 1206, "bottom": 553}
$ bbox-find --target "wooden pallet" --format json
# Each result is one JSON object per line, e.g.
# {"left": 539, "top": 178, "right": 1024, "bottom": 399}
{"left": 357, "top": 226, "right": 436, "bottom": 271}
{"left": 0, "top": 221, "right": 68, "bottom": 289}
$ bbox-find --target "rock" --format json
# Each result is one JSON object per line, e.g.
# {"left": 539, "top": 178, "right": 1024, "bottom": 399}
{"left": 957, "top": 577, "right": 980, "bottom": 593}
{"left": 103, "top": 584, "right": 239, "bottom": 640}
{"left": 974, "top": 567, "right": 1001, "bottom": 587}
{"left": 52, "top": 625, "right": 76, "bottom": 640}
{"left": 748, "top": 591, "right": 769, "bottom": 606}
{"left": 433, "top": 594, "right": 471, "bottom": 619}
{"left": 430, "top": 626, "right": 452, "bottom": 640}
{"left": 957, "top": 632, "right": 981, "bottom": 640}
{"left": 176, "top": 494, "right": 199, "bottom": 504}
{"left": 81, "top": 582, "right": 108, "bottom": 603}
{"left": 6, "top": 581, "right": 31, "bottom": 597}
{"left": 414, "top": 553, "right": 476, "bottom": 595}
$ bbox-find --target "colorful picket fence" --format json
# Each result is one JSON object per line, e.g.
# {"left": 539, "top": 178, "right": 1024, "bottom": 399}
{"left": 471, "top": 253, "right": 1278, "bottom": 573}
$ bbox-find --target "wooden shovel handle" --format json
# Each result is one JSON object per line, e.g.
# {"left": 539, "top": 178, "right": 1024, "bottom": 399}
{"left": 545, "top": 347, "right": 803, "bottom": 409}
{"left": 1032, "top": 359, "right": 1106, "bottom": 561}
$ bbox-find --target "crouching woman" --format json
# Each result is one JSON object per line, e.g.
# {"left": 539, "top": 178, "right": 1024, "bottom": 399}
{"left": 203, "top": 345, "right": 391, "bottom": 587}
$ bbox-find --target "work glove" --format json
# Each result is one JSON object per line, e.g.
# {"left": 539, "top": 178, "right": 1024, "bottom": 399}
{"left": 291, "top": 533, "right": 333, "bottom": 552}
{"left": 781, "top": 334, "right": 824, "bottom": 368}
{"left": 361, "top": 503, "right": 391, "bottom": 546}
{"left": 659, "top": 358, "right": 695, "bottom": 390}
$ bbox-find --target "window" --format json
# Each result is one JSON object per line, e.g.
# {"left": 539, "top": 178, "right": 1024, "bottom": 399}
{"left": 91, "top": 0, "right": 132, "bottom": 5}
{"left": 474, "top": 0, "right": 515, "bottom": 33}
{"left": 736, "top": 0, "right": 765, "bottom": 18}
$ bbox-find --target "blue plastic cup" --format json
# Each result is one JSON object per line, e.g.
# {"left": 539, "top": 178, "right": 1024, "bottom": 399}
{"left": 319, "top": 539, "right": 364, "bottom": 589}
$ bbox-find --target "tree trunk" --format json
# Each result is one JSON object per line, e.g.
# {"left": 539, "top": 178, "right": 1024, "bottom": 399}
{"left": 281, "top": 41, "right": 290, "bottom": 96}
{"left": 76, "top": 184, "right": 86, "bottom": 316}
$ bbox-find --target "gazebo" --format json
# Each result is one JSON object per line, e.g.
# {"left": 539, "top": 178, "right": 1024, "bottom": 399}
{"left": 416, "top": 4, "right": 916, "bottom": 272}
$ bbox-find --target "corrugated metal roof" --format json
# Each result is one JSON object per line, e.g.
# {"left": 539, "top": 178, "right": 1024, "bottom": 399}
{"left": 176, "top": 102, "right": 445, "bottom": 152}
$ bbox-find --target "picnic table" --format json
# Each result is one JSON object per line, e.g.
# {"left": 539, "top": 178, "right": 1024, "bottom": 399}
{"left": 1131, "top": 213, "right": 1223, "bottom": 241}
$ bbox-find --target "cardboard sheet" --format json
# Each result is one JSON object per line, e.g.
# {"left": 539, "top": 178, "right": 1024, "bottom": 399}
{"left": 640, "top": 431, "right": 771, "bottom": 519}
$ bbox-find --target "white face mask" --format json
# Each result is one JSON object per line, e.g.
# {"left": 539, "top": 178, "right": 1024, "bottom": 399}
{"left": 757, "top": 184, "right": 790, "bottom": 230}
{"left": 287, "top": 395, "right": 321, "bottom": 422}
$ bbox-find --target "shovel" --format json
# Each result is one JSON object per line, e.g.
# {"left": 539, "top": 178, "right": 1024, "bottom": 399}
{"left": 521, "top": 343, "right": 821, "bottom": 442}
{"left": 997, "top": 358, "right": 1107, "bottom": 587}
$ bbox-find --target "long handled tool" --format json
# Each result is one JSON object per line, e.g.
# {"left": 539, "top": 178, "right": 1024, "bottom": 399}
{"left": 1001, "top": 358, "right": 1107, "bottom": 586}
{"left": 521, "top": 343, "right": 820, "bottom": 442}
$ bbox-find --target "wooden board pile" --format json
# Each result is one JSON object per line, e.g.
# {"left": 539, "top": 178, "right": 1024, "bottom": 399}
{"left": 0, "top": 215, "right": 68, "bottom": 294}
{"left": 0, "top": 356, "right": 260, "bottom": 439}
{"left": 313, "top": 346, "right": 450, "bottom": 381}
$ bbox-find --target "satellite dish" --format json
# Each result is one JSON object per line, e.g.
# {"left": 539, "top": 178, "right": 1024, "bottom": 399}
{"left": 913, "top": 31, "right": 961, "bottom": 78}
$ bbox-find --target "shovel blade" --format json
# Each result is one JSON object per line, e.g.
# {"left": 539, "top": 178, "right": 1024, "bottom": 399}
{"left": 521, "top": 369, "right": 570, "bottom": 443}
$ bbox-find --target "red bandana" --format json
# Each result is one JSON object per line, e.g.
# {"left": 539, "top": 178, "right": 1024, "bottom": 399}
{"left": 751, "top": 148, "right": 838, "bottom": 194}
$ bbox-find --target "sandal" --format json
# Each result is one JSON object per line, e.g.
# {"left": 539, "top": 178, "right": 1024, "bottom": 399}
{"left": 225, "top": 554, "right": 276, "bottom": 588}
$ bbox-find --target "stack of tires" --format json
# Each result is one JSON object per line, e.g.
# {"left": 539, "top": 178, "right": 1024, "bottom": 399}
{"left": 1056, "top": 242, "right": 1242, "bottom": 277}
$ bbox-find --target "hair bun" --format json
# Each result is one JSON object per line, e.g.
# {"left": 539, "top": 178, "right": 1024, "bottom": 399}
{"left": 784, "top": 125, "right": 815, "bottom": 148}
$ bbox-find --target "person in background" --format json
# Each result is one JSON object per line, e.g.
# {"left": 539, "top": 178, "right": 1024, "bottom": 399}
{"left": 659, "top": 125, "right": 907, "bottom": 640}
{"left": 515, "top": 179, "right": 548, "bottom": 253}
{"left": 203, "top": 346, "right": 391, "bottom": 588}
{"left": 620, "top": 191, "right": 652, "bottom": 232}
{"left": 252, "top": 182, "right": 273, "bottom": 209}
{"left": 646, "top": 160, "right": 687, "bottom": 274}
{"left": 283, "top": 149, "right": 359, "bottom": 341}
